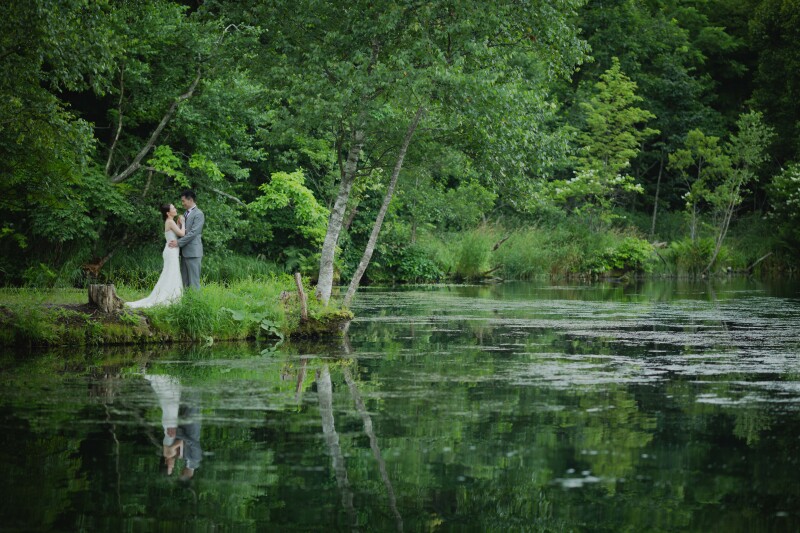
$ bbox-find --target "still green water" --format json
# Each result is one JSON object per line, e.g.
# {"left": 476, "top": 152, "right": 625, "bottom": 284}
{"left": 1, "top": 279, "right": 800, "bottom": 532}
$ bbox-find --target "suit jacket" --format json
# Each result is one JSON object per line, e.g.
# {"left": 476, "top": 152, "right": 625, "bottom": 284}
{"left": 178, "top": 206, "right": 204, "bottom": 258}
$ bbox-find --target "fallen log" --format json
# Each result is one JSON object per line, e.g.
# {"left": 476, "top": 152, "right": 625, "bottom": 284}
{"left": 746, "top": 252, "right": 773, "bottom": 274}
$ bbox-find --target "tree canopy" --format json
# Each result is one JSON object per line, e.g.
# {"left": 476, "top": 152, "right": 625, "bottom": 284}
{"left": 1, "top": 0, "right": 798, "bottom": 289}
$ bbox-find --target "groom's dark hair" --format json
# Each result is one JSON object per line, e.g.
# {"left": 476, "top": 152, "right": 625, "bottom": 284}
{"left": 181, "top": 189, "right": 196, "bottom": 201}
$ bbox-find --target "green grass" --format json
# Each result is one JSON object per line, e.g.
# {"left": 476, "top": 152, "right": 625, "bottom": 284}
{"left": 0, "top": 287, "right": 87, "bottom": 306}
{"left": 361, "top": 211, "right": 793, "bottom": 282}
{"left": 0, "top": 276, "right": 351, "bottom": 347}
{"left": 142, "top": 277, "right": 294, "bottom": 340}
{"left": 454, "top": 229, "right": 496, "bottom": 280}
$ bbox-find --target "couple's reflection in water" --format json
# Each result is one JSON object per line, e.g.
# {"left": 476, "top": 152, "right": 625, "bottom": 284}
{"left": 139, "top": 336, "right": 402, "bottom": 530}
{"left": 144, "top": 373, "right": 202, "bottom": 482}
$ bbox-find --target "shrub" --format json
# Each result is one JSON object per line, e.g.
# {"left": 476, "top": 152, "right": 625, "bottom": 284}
{"left": 667, "top": 237, "right": 718, "bottom": 275}
{"left": 397, "top": 245, "right": 444, "bottom": 282}
{"left": 585, "top": 236, "right": 654, "bottom": 274}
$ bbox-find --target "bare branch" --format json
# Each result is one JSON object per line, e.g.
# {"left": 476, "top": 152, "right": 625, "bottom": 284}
{"left": 111, "top": 68, "right": 202, "bottom": 184}
{"left": 219, "top": 24, "right": 240, "bottom": 43}
{"left": 105, "top": 66, "right": 125, "bottom": 176}
{"left": 210, "top": 187, "right": 245, "bottom": 205}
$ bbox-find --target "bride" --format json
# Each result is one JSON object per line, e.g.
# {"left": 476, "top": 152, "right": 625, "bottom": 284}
{"left": 126, "top": 204, "right": 185, "bottom": 309}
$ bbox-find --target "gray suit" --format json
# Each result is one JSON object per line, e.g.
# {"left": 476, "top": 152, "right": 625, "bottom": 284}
{"left": 178, "top": 206, "right": 204, "bottom": 289}
{"left": 176, "top": 402, "right": 202, "bottom": 471}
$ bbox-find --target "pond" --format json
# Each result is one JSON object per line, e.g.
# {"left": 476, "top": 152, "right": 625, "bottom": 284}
{"left": 1, "top": 279, "right": 799, "bottom": 531}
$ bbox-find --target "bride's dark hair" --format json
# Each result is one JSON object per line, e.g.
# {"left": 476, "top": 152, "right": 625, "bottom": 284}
{"left": 160, "top": 204, "right": 172, "bottom": 220}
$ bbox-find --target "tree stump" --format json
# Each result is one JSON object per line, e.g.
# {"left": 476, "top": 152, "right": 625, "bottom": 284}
{"left": 294, "top": 272, "right": 308, "bottom": 321}
{"left": 88, "top": 284, "right": 124, "bottom": 313}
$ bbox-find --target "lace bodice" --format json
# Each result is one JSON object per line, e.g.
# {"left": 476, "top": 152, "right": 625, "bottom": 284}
{"left": 165, "top": 230, "right": 177, "bottom": 242}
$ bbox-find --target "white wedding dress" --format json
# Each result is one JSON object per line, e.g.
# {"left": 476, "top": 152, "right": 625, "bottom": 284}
{"left": 126, "top": 230, "right": 183, "bottom": 308}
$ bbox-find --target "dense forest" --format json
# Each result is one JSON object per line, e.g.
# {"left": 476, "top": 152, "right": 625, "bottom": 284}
{"left": 2, "top": 0, "right": 799, "bottom": 296}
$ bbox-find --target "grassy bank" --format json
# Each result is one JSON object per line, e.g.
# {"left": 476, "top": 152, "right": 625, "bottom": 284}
{"left": 357, "top": 213, "right": 793, "bottom": 284}
{"left": 0, "top": 277, "right": 352, "bottom": 348}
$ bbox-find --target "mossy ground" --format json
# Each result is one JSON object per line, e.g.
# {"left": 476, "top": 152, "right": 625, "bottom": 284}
{"left": 0, "top": 278, "right": 352, "bottom": 348}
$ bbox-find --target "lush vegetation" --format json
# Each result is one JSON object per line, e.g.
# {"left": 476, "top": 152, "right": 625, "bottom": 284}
{"left": 2, "top": 0, "right": 799, "bottom": 304}
{"left": 0, "top": 277, "right": 352, "bottom": 347}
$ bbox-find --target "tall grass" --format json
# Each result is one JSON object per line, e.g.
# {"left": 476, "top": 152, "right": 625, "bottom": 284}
{"left": 103, "top": 247, "right": 282, "bottom": 290}
{"left": 403, "top": 222, "right": 658, "bottom": 281}
{"left": 454, "top": 229, "right": 496, "bottom": 280}
{"left": 658, "top": 214, "right": 782, "bottom": 276}
{"left": 142, "top": 277, "right": 295, "bottom": 340}
{"left": 494, "top": 224, "right": 631, "bottom": 279}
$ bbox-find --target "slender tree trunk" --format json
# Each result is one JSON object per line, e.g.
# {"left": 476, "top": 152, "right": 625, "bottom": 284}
{"left": 746, "top": 252, "right": 772, "bottom": 273}
{"left": 315, "top": 41, "right": 382, "bottom": 305}
{"left": 343, "top": 106, "right": 425, "bottom": 308}
{"left": 294, "top": 272, "right": 308, "bottom": 321}
{"left": 704, "top": 182, "right": 741, "bottom": 274}
{"left": 410, "top": 174, "right": 419, "bottom": 244}
{"left": 111, "top": 68, "right": 202, "bottom": 184}
{"left": 342, "top": 202, "right": 359, "bottom": 232}
{"left": 650, "top": 155, "right": 664, "bottom": 238}
{"left": 689, "top": 160, "right": 703, "bottom": 242}
{"left": 316, "top": 129, "right": 365, "bottom": 305}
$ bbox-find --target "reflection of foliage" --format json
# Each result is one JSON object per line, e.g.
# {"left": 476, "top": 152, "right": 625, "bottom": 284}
{"left": 0, "top": 420, "right": 87, "bottom": 530}
{"left": 3, "top": 282, "right": 800, "bottom": 530}
{"left": 733, "top": 408, "right": 773, "bottom": 446}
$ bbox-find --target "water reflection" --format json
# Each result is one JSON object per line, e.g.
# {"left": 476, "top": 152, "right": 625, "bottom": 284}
{"left": 317, "top": 365, "right": 358, "bottom": 529}
{"left": 1, "top": 279, "right": 799, "bottom": 531}
{"left": 145, "top": 374, "right": 202, "bottom": 480}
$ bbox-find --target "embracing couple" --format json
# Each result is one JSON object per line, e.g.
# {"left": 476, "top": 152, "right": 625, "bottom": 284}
{"left": 126, "top": 190, "right": 205, "bottom": 309}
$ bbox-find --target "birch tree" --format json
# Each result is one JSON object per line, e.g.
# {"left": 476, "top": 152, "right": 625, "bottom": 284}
{"left": 249, "top": 0, "right": 587, "bottom": 305}
{"left": 703, "top": 111, "right": 774, "bottom": 272}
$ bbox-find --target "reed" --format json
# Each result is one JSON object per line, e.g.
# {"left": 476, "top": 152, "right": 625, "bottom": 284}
{"left": 454, "top": 228, "right": 497, "bottom": 280}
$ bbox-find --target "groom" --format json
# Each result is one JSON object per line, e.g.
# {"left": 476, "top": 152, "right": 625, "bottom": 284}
{"left": 169, "top": 189, "right": 204, "bottom": 289}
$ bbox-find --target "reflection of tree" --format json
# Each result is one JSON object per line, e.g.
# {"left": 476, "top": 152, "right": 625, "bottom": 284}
{"left": 342, "top": 365, "right": 403, "bottom": 532}
{"left": 570, "top": 386, "right": 656, "bottom": 487}
{"left": 4, "top": 280, "right": 800, "bottom": 532}
{"left": 316, "top": 365, "right": 357, "bottom": 529}
{"left": 0, "top": 416, "right": 87, "bottom": 530}
{"left": 295, "top": 356, "right": 310, "bottom": 402}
